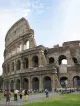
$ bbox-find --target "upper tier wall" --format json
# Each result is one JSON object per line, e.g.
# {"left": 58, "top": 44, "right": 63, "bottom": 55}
{"left": 5, "top": 18, "right": 31, "bottom": 47}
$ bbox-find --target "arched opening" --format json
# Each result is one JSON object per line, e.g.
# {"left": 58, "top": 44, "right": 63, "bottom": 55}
{"left": 23, "top": 58, "right": 29, "bottom": 69}
{"left": 10, "top": 80, "right": 14, "bottom": 91}
{"left": 12, "top": 46, "right": 16, "bottom": 55}
{"left": 12, "top": 62, "right": 14, "bottom": 72}
{"left": 24, "top": 40, "right": 29, "bottom": 50}
{"left": 19, "top": 44, "right": 22, "bottom": 52}
{"left": 43, "top": 76, "right": 52, "bottom": 91}
{"left": 23, "top": 78, "right": 28, "bottom": 90}
{"left": 49, "top": 57, "right": 55, "bottom": 64}
{"left": 32, "top": 77, "right": 39, "bottom": 91}
{"left": 72, "top": 57, "right": 78, "bottom": 64}
{"left": 60, "top": 77, "right": 68, "bottom": 88}
{"left": 26, "top": 41, "right": 29, "bottom": 49}
{"left": 58, "top": 55, "right": 67, "bottom": 65}
{"left": 16, "top": 60, "right": 21, "bottom": 70}
{"left": 16, "top": 79, "right": 20, "bottom": 90}
{"left": 73, "top": 76, "right": 80, "bottom": 87}
{"left": 32, "top": 56, "right": 39, "bottom": 67}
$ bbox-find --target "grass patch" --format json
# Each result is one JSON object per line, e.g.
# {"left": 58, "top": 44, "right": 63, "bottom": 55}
{"left": 23, "top": 94, "right": 80, "bottom": 106}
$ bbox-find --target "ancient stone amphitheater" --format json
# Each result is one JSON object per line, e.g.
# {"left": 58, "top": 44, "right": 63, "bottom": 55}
{"left": 2, "top": 18, "right": 80, "bottom": 91}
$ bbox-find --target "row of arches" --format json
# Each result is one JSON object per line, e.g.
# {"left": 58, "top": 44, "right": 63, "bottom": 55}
{"left": 60, "top": 76, "right": 80, "bottom": 88}
{"left": 4, "top": 76, "right": 80, "bottom": 91}
{"left": 49, "top": 55, "right": 78, "bottom": 65}
{"left": 5, "top": 76, "right": 52, "bottom": 91}
{"left": 3, "top": 55, "right": 39, "bottom": 74}
{"left": 5, "top": 41, "right": 29, "bottom": 59}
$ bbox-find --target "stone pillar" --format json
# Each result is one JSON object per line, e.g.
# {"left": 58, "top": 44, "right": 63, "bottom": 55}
{"left": 14, "top": 79, "right": 16, "bottom": 90}
{"left": 28, "top": 77, "right": 31, "bottom": 90}
{"left": 39, "top": 76, "right": 43, "bottom": 91}
{"left": 29, "top": 35, "right": 36, "bottom": 48}
{"left": 29, "top": 55, "right": 32, "bottom": 68}
{"left": 69, "top": 80, "right": 73, "bottom": 87}
{"left": 52, "top": 75, "right": 55, "bottom": 91}
{"left": 19, "top": 77, "right": 22, "bottom": 90}
{"left": 21, "top": 41, "right": 24, "bottom": 51}
{"left": 21, "top": 58, "right": 23, "bottom": 71}
{"left": 67, "top": 54, "right": 74, "bottom": 66}
{"left": 9, "top": 82, "right": 11, "bottom": 90}
{"left": 14, "top": 60, "right": 16, "bottom": 73}
{"left": 39, "top": 51, "right": 43, "bottom": 67}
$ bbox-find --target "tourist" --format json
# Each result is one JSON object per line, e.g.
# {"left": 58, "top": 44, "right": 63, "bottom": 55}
{"left": 19, "top": 90, "right": 23, "bottom": 99}
{"left": 45, "top": 89, "right": 49, "bottom": 98}
{"left": 4, "top": 90, "right": 7, "bottom": 98}
{"left": 6, "top": 90, "right": 11, "bottom": 104}
{"left": 14, "top": 89, "right": 19, "bottom": 101}
{"left": 24, "top": 89, "right": 29, "bottom": 101}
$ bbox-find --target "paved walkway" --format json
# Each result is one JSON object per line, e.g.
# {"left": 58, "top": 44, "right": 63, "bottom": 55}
{"left": 0, "top": 91, "right": 79, "bottom": 106}
{"left": 0, "top": 92, "right": 59, "bottom": 106}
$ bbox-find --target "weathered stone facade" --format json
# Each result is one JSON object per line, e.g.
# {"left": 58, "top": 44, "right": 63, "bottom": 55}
{"left": 2, "top": 18, "right": 80, "bottom": 91}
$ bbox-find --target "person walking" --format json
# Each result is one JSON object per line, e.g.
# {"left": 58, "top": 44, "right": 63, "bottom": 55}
{"left": 19, "top": 90, "right": 23, "bottom": 99}
{"left": 6, "top": 90, "right": 11, "bottom": 105}
{"left": 14, "top": 89, "right": 19, "bottom": 101}
{"left": 24, "top": 89, "right": 29, "bottom": 101}
{"left": 45, "top": 89, "right": 49, "bottom": 98}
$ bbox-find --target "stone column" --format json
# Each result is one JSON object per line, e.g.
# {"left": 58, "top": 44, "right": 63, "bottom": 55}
{"left": 21, "top": 58, "right": 23, "bottom": 71}
{"left": 29, "top": 55, "right": 32, "bottom": 68}
{"left": 9, "top": 81, "right": 11, "bottom": 90}
{"left": 14, "top": 60, "right": 16, "bottom": 73}
{"left": 39, "top": 51, "right": 43, "bottom": 67}
{"left": 28, "top": 77, "right": 31, "bottom": 90}
{"left": 14, "top": 79, "right": 16, "bottom": 90}
{"left": 69, "top": 80, "right": 73, "bottom": 87}
{"left": 20, "top": 80, "right": 22, "bottom": 90}
{"left": 21, "top": 41, "right": 24, "bottom": 51}
{"left": 39, "top": 76, "right": 43, "bottom": 91}
{"left": 52, "top": 75, "right": 55, "bottom": 91}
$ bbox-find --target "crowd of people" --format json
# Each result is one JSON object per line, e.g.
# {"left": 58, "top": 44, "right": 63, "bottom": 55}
{"left": 3, "top": 88, "right": 49, "bottom": 104}
{"left": 3, "top": 89, "right": 29, "bottom": 104}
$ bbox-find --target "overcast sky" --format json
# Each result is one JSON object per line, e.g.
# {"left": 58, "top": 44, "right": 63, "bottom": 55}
{"left": 0, "top": 0, "right": 80, "bottom": 75}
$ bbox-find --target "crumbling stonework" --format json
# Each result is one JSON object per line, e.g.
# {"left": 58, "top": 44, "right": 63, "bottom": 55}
{"left": 2, "top": 18, "right": 80, "bottom": 91}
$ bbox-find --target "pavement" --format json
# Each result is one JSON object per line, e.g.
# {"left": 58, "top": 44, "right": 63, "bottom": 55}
{"left": 0, "top": 91, "right": 80, "bottom": 106}
{"left": 0, "top": 92, "right": 58, "bottom": 106}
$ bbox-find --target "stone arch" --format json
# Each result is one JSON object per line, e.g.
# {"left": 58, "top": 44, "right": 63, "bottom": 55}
{"left": 32, "top": 77, "right": 39, "bottom": 91}
{"left": 10, "top": 80, "right": 14, "bottom": 91}
{"left": 23, "top": 58, "right": 29, "bottom": 69}
{"left": 16, "top": 60, "right": 21, "bottom": 70}
{"left": 58, "top": 55, "right": 67, "bottom": 65}
{"left": 16, "top": 42, "right": 22, "bottom": 53}
{"left": 11, "top": 62, "right": 14, "bottom": 71}
{"left": 60, "top": 77, "right": 68, "bottom": 88}
{"left": 16, "top": 79, "right": 20, "bottom": 90}
{"left": 23, "top": 78, "right": 28, "bottom": 90}
{"left": 32, "top": 55, "right": 39, "bottom": 67}
{"left": 8, "top": 48, "right": 11, "bottom": 58}
{"left": 43, "top": 76, "right": 52, "bottom": 91}
{"left": 72, "top": 57, "right": 78, "bottom": 64}
{"left": 12, "top": 45, "right": 16, "bottom": 55}
{"left": 49, "top": 57, "right": 55, "bottom": 64}
{"left": 73, "top": 76, "right": 80, "bottom": 87}
{"left": 24, "top": 40, "right": 29, "bottom": 50}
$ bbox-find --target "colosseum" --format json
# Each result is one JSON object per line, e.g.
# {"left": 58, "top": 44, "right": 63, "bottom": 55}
{"left": 2, "top": 17, "right": 80, "bottom": 91}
